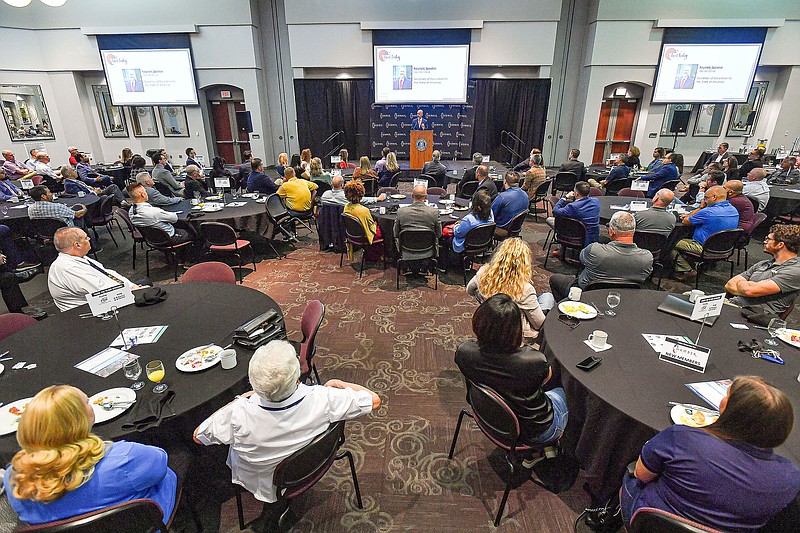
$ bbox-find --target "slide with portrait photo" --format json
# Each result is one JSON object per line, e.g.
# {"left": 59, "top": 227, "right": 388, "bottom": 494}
{"left": 102, "top": 48, "right": 199, "bottom": 106}
{"left": 374, "top": 45, "right": 469, "bottom": 104}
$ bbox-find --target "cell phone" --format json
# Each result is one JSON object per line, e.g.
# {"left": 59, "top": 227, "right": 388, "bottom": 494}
{"left": 576, "top": 356, "right": 602, "bottom": 371}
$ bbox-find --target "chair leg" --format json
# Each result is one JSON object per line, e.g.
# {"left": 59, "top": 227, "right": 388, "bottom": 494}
{"left": 236, "top": 251, "right": 243, "bottom": 284}
{"left": 463, "top": 256, "right": 468, "bottom": 287}
{"left": 339, "top": 450, "right": 363, "bottom": 509}
{"left": 172, "top": 251, "right": 179, "bottom": 281}
{"left": 495, "top": 456, "right": 515, "bottom": 527}
{"left": 695, "top": 261, "right": 702, "bottom": 290}
{"left": 114, "top": 218, "right": 126, "bottom": 241}
{"left": 131, "top": 242, "right": 137, "bottom": 269}
{"left": 145, "top": 248, "right": 151, "bottom": 278}
{"left": 312, "top": 364, "right": 320, "bottom": 384}
{"left": 744, "top": 249, "right": 749, "bottom": 270}
{"left": 543, "top": 233, "right": 554, "bottom": 268}
{"left": 729, "top": 259, "right": 735, "bottom": 278}
{"left": 359, "top": 247, "right": 366, "bottom": 279}
{"left": 396, "top": 258, "right": 402, "bottom": 289}
{"left": 235, "top": 485, "right": 245, "bottom": 530}
{"left": 448, "top": 409, "right": 470, "bottom": 459}
{"left": 106, "top": 223, "right": 118, "bottom": 247}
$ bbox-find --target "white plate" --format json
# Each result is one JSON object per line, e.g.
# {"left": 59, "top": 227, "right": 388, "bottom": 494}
{"left": 776, "top": 328, "right": 800, "bottom": 348}
{"left": 440, "top": 199, "right": 455, "bottom": 205}
{"left": 670, "top": 404, "right": 718, "bottom": 428}
{"left": 202, "top": 206, "right": 223, "bottom": 213}
{"left": 89, "top": 388, "right": 137, "bottom": 424}
{"left": 176, "top": 344, "right": 223, "bottom": 372}
{"left": 0, "top": 397, "right": 33, "bottom": 436}
{"left": 450, "top": 214, "right": 460, "bottom": 219}
{"left": 557, "top": 301, "right": 598, "bottom": 319}
{"left": 390, "top": 194, "right": 406, "bottom": 199}
{"left": 439, "top": 209, "right": 453, "bottom": 215}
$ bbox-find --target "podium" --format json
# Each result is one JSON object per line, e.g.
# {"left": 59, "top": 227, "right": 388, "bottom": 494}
{"left": 410, "top": 130, "right": 433, "bottom": 170}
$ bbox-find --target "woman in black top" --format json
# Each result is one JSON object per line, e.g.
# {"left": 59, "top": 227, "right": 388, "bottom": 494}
{"left": 454, "top": 294, "right": 568, "bottom": 445}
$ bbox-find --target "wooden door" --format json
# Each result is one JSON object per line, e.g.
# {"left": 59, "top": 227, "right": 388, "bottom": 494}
{"left": 592, "top": 99, "right": 639, "bottom": 164}
{"left": 593, "top": 100, "right": 613, "bottom": 164}
{"left": 208, "top": 101, "right": 252, "bottom": 164}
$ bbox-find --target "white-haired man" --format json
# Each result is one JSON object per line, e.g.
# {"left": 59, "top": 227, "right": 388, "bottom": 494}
{"left": 422, "top": 150, "right": 447, "bottom": 188}
{"left": 321, "top": 175, "right": 385, "bottom": 206}
{"left": 194, "top": 340, "right": 379, "bottom": 526}
{"left": 135, "top": 172, "right": 181, "bottom": 207}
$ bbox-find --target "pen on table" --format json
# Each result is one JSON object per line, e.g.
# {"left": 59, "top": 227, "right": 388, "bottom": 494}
{"left": 752, "top": 325, "right": 769, "bottom": 330}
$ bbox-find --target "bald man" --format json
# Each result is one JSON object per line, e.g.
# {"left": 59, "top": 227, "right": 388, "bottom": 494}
{"left": 394, "top": 184, "right": 441, "bottom": 264}
{"left": 742, "top": 168, "right": 770, "bottom": 211}
{"left": 671, "top": 185, "right": 739, "bottom": 278}
{"left": 633, "top": 188, "right": 676, "bottom": 237}
{"left": 724, "top": 180, "right": 757, "bottom": 232}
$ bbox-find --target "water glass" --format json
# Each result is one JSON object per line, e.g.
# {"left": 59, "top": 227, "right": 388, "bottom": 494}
{"left": 1, "top": 206, "right": 8, "bottom": 218}
{"left": 765, "top": 318, "right": 786, "bottom": 347}
{"left": 606, "top": 291, "right": 621, "bottom": 316}
{"left": 123, "top": 359, "right": 144, "bottom": 390}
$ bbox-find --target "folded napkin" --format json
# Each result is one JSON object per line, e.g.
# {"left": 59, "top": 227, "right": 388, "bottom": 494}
{"left": 121, "top": 389, "right": 176, "bottom": 432}
{"left": 134, "top": 287, "right": 168, "bottom": 307}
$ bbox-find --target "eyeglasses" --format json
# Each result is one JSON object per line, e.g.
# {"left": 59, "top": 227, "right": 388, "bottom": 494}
{"left": 558, "top": 314, "right": 580, "bottom": 330}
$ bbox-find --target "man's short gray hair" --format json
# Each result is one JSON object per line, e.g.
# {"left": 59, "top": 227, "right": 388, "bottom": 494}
{"left": 185, "top": 165, "right": 200, "bottom": 177}
{"left": 248, "top": 340, "right": 300, "bottom": 401}
{"left": 609, "top": 211, "right": 636, "bottom": 233}
{"left": 135, "top": 172, "right": 152, "bottom": 185}
{"left": 432, "top": 150, "right": 441, "bottom": 162}
{"left": 60, "top": 165, "right": 76, "bottom": 179}
{"left": 53, "top": 227, "right": 85, "bottom": 253}
{"left": 472, "top": 152, "right": 483, "bottom": 166}
{"left": 332, "top": 175, "right": 344, "bottom": 189}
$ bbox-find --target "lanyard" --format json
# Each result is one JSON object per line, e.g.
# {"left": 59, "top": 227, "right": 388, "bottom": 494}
{"left": 84, "top": 259, "right": 125, "bottom": 285}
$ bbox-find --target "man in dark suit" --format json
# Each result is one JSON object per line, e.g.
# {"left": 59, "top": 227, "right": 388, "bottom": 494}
{"left": 125, "top": 71, "right": 144, "bottom": 92}
{"left": 674, "top": 66, "right": 696, "bottom": 89}
{"left": 456, "top": 152, "right": 483, "bottom": 197}
{"left": 421, "top": 150, "right": 447, "bottom": 188}
{"left": 410, "top": 109, "right": 428, "bottom": 131}
{"left": 474, "top": 165, "right": 498, "bottom": 201}
{"left": 394, "top": 184, "right": 442, "bottom": 270}
{"left": 513, "top": 148, "right": 542, "bottom": 173}
{"left": 737, "top": 148, "right": 765, "bottom": 179}
{"left": 246, "top": 158, "right": 281, "bottom": 194}
{"left": 394, "top": 71, "right": 412, "bottom": 90}
{"left": 237, "top": 150, "right": 253, "bottom": 190}
{"left": 558, "top": 148, "right": 586, "bottom": 180}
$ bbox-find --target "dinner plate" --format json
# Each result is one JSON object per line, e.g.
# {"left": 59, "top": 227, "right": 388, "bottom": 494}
{"left": 439, "top": 209, "right": 453, "bottom": 215}
{"left": 776, "top": 328, "right": 800, "bottom": 348}
{"left": 453, "top": 205, "right": 469, "bottom": 211}
{"left": 440, "top": 199, "right": 455, "bottom": 205}
{"left": 89, "top": 388, "right": 137, "bottom": 424}
{"left": 557, "top": 301, "right": 598, "bottom": 319}
{"left": 390, "top": 194, "right": 406, "bottom": 199}
{"left": 0, "top": 397, "right": 34, "bottom": 436}
{"left": 176, "top": 344, "right": 223, "bottom": 372}
{"left": 670, "top": 404, "right": 718, "bottom": 428}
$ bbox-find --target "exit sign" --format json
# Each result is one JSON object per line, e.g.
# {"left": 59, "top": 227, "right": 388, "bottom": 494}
{"left": 220, "top": 90, "right": 231, "bottom": 99}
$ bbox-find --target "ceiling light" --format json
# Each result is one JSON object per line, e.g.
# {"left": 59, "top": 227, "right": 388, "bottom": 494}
{"left": 40, "top": 0, "right": 67, "bottom": 5}
{"left": 3, "top": 0, "right": 33, "bottom": 7}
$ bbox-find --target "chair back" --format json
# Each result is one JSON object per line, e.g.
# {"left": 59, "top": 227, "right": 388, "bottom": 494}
{"left": 0, "top": 313, "right": 37, "bottom": 341}
{"left": 341, "top": 213, "right": 368, "bottom": 245}
{"left": 552, "top": 171, "right": 579, "bottom": 193}
{"left": 589, "top": 187, "right": 603, "bottom": 197}
{"left": 90, "top": 195, "right": 114, "bottom": 224}
{"left": 31, "top": 175, "right": 43, "bottom": 186}
{"left": 299, "top": 300, "right": 325, "bottom": 375}
{"left": 554, "top": 216, "right": 587, "bottom": 248}
{"left": 12, "top": 498, "right": 167, "bottom": 533}
{"left": 618, "top": 188, "right": 645, "bottom": 198}
{"left": 605, "top": 178, "right": 633, "bottom": 196}
{"left": 745, "top": 194, "right": 760, "bottom": 213}
{"left": 459, "top": 180, "right": 479, "bottom": 199}
{"left": 467, "top": 381, "right": 523, "bottom": 452}
{"left": 533, "top": 179, "right": 552, "bottom": 200}
{"left": 273, "top": 421, "right": 346, "bottom": 500}
{"left": 389, "top": 171, "right": 402, "bottom": 187}
{"left": 398, "top": 228, "right": 437, "bottom": 260}
{"left": 462, "top": 223, "right": 496, "bottom": 257}
{"left": 312, "top": 180, "right": 332, "bottom": 197}
{"left": 199, "top": 221, "right": 237, "bottom": 246}
{"left": 662, "top": 179, "right": 680, "bottom": 191}
{"left": 153, "top": 181, "right": 174, "bottom": 198}
{"left": 629, "top": 507, "right": 720, "bottom": 533}
{"left": 702, "top": 229, "right": 744, "bottom": 259}
{"left": 427, "top": 187, "right": 447, "bottom": 196}
{"left": 377, "top": 187, "right": 399, "bottom": 196}
{"left": 180, "top": 261, "right": 236, "bottom": 284}
{"left": 634, "top": 230, "right": 668, "bottom": 261}
{"left": 419, "top": 174, "right": 438, "bottom": 188}
{"left": 359, "top": 178, "right": 377, "bottom": 196}
{"left": 266, "top": 193, "right": 289, "bottom": 220}
{"left": 501, "top": 211, "right": 527, "bottom": 238}
{"left": 33, "top": 218, "right": 68, "bottom": 242}
{"left": 137, "top": 224, "right": 174, "bottom": 247}
{"left": 583, "top": 281, "right": 641, "bottom": 291}
{"left": 114, "top": 207, "right": 142, "bottom": 240}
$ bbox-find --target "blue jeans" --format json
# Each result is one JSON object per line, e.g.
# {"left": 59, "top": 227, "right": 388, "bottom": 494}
{"left": 527, "top": 387, "right": 568, "bottom": 444}
{"left": 620, "top": 471, "right": 644, "bottom": 529}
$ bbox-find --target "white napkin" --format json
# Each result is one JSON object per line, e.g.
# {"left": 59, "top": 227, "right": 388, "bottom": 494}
{"left": 583, "top": 340, "right": 612, "bottom": 352}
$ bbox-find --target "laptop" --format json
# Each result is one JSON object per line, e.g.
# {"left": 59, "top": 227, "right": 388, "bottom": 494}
{"left": 657, "top": 294, "right": 719, "bottom": 326}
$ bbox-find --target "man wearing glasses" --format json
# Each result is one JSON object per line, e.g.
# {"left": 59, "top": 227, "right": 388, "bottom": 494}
{"left": 725, "top": 224, "right": 800, "bottom": 317}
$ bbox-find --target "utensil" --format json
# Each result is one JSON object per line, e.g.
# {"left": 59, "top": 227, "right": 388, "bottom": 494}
{"left": 668, "top": 402, "right": 719, "bottom": 415}
{"left": 99, "top": 400, "right": 136, "bottom": 411}
{"left": 590, "top": 302, "right": 604, "bottom": 318}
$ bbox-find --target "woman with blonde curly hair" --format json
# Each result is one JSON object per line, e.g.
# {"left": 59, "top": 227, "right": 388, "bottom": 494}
{"left": 3, "top": 385, "right": 177, "bottom": 525}
{"left": 343, "top": 179, "right": 383, "bottom": 262}
{"left": 466, "top": 238, "right": 552, "bottom": 341}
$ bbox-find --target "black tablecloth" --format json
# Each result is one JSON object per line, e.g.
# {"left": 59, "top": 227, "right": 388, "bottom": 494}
{"left": 596, "top": 196, "right": 652, "bottom": 223}
{"left": 541, "top": 289, "right": 800, "bottom": 503}
{"left": 0, "top": 195, "right": 102, "bottom": 221}
{"left": 765, "top": 185, "right": 800, "bottom": 218}
{"left": 0, "top": 282, "right": 283, "bottom": 463}
{"left": 161, "top": 194, "right": 271, "bottom": 235}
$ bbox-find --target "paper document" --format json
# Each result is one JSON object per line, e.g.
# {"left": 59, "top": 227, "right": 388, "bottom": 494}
{"left": 110, "top": 325, "right": 168, "bottom": 347}
{"left": 75, "top": 347, "right": 137, "bottom": 377}
{"left": 226, "top": 202, "right": 247, "bottom": 207}
{"left": 686, "top": 379, "right": 732, "bottom": 410}
{"left": 642, "top": 333, "right": 691, "bottom": 353}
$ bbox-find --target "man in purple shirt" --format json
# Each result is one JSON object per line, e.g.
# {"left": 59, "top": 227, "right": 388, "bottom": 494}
{"left": 2, "top": 150, "right": 32, "bottom": 180}
{"left": 723, "top": 179, "right": 757, "bottom": 233}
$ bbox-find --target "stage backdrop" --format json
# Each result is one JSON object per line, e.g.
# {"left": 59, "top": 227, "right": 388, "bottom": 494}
{"left": 294, "top": 78, "right": 550, "bottom": 166}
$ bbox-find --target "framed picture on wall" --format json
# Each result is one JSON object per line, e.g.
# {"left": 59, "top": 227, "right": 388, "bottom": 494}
{"left": 726, "top": 81, "right": 768, "bottom": 137}
{"left": 130, "top": 106, "right": 159, "bottom": 137}
{"left": 0, "top": 85, "right": 55, "bottom": 142}
{"left": 158, "top": 106, "right": 189, "bottom": 137}
{"left": 692, "top": 104, "right": 727, "bottom": 137}
{"left": 92, "top": 85, "right": 128, "bottom": 138}
{"left": 660, "top": 104, "right": 693, "bottom": 137}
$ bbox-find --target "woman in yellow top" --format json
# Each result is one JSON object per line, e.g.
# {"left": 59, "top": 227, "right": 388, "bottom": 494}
{"left": 343, "top": 180, "right": 383, "bottom": 261}
{"left": 353, "top": 156, "right": 378, "bottom": 180}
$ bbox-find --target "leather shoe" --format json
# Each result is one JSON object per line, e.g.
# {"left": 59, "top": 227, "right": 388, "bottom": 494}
{"left": 14, "top": 269, "right": 38, "bottom": 283}
{"left": 22, "top": 308, "right": 47, "bottom": 320}
{"left": 14, "top": 262, "right": 41, "bottom": 272}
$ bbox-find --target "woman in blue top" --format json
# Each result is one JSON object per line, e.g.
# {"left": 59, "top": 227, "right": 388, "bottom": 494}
{"left": 622, "top": 376, "right": 800, "bottom": 532}
{"left": 452, "top": 189, "right": 494, "bottom": 253}
{"left": 4, "top": 385, "right": 177, "bottom": 525}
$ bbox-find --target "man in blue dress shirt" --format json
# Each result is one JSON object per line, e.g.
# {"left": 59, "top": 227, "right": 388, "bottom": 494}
{"left": 491, "top": 171, "right": 529, "bottom": 238}
{"left": 549, "top": 181, "right": 601, "bottom": 248}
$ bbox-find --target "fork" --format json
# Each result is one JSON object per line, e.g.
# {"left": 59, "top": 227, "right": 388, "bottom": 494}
{"left": 99, "top": 400, "right": 136, "bottom": 411}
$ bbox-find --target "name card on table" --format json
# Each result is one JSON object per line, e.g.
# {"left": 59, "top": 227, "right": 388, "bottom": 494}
{"left": 691, "top": 293, "right": 725, "bottom": 321}
{"left": 330, "top": 155, "right": 341, "bottom": 164}
{"left": 629, "top": 200, "right": 648, "bottom": 212}
{"left": 631, "top": 179, "right": 649, "bottom": 191}
{"left": 659, "top": 338, "right": 711, "bottom": 373}
{"left": 414, "top": 178, "right": 429, "bottom": 189}
{"left": 86, "top": 283, "right": 134, "bottom": 317}
{"left": 214, "top": 178, "right": 230, "bottom": 190}
{"left": 19, "top": 179, "right": 34, "bottom": 190}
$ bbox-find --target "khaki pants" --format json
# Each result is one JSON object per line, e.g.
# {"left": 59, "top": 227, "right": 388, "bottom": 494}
{"left": 671, "top": 238, "right": 703, "bottom": 273}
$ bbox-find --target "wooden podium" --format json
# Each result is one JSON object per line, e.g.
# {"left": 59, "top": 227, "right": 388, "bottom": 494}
{"left": 410, "top": 130, "right": 433, "bottom": 170}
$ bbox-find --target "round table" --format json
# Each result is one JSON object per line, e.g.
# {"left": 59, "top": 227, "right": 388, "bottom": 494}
{"left": 162, "top": 194, "right": 271, "bottom": 235}
{"left": 0, "top": 282, "right": 283, "bottom": 463}
{"left": 595, "top": 196, "right": 653, "bottom": 223}
{"left": 541, "top": 288, "right": 800, "bottom": 503}
{"left": 0, "top": 195, "right": 102, "bottom": 221}
{"left": 765, "top": 185, "right": 800, "bottom": 218}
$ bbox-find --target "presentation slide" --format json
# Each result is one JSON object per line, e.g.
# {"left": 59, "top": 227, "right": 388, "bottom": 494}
{"left": 652, "top": 43, "right": 761, "bottom": 103}
{"left": 102, "top": 49, "right": 199, "bottom": 106}
{"left": 374, "top": 45, "right": 469, "bottom": 104}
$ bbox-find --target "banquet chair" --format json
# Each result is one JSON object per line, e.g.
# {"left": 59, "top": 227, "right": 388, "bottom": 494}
{"left": 340, "top": 213, "right": 386, "bottom": 278}
{"left": 388, "top": 171, "right": 403, "bottom": 188}
{"left": 678, "top": 228, "right": 744, "bottom": 289}
{"left": 397, "top": 228, "right": 438, "bottom": 290}
{"left": 265, "top": 193, "right": 300, "bottom": 257}
{"left": 199, "top": 222, "right": 256, "bottom": 283}
{"left": 0, "top": 312, "right": 37, "bottom": 341}
{"left": 448, "top": 381, "right": 552, "bottom": 527}
{"left": 543, "top": 216, "right": 587, "bottom": 270}
{"left": 589, "top": 187, "right": 603, "bottom": 197}
{"left": 31, "top": 175, "right": 43, "bottom": 186}
{"left": 153, "top": 181, "right": 175, "bottom": 198}
{"left": 461, "top": 223, "right": 496, "bottom": 286}
{"left": 528, "top": 180, "right": 553, "bottom": 221}
{"left": 234, "top": 421, "right": 362, "bottom": 532}
{"left": 661, "top": 179, "right": 681, "bottom": 192}
{"left": 629, "top": 507, "right": 720, "bottom": 533}
{"left": 426, "top": 186, "right": 447, "bottom": 196}
{"left": 734, "top": 212, "right": 767, "bottom": 269}
{"left": 179, "top": 261, "right": 236, "bottom": 284}
{"left": 85, "top": 195, "right": 125, "bottom": 248}
{"left": 288, "top": 300, "right": 324, "bottom": 384}
{"left": 775, "top": 202, "right": 800, "bottom": 225}
{"left": 617, "top": 188, "right": 645, "bottom": 198}
{"left": 633, "top": 230, "right": 669, "bottom": 288}
{"left": 420, "top": 174, "right": 441, "bottom": 188}
{"left": 137, "top": 225, "right": 192, "bottom": 281}
{"left": 311, "top": 180, "right": 332, "bottom": 198}
{"left": 114, "top": 207, "right": 146, "bottom": 269}
{"left": 494, "top": 211, "right": 527, "bottom": 244}
{"left": 745, "top": 195, "right": 760, "bottom": 213}
{"left": 13, "top": 499, "right": 170, "bottom": 533}
{"left": 458, "top": 180, "right": 479, "bottom": 200}
{"left": 551, "top": 171, "right": 579, "bottom": 197}
{"left": 359, "top": 178, "right": 377, "bottom": 197}
{"left": 604, "top": 178, "right": 633, "bottom": 196}
{"left": 377, "top": 187, "right": 399, "bottom": 197}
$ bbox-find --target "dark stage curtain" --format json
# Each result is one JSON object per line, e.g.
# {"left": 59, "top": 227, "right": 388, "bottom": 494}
{"left": 471, "top": 79, "right": 551, "bottom": 166}
{"left": 293, "top": 79, "right": 372, "bottom": 163}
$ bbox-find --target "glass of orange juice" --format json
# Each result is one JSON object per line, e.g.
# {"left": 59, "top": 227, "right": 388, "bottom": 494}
{"left": 146, "top": 360, "right": 167, "bottom": 394}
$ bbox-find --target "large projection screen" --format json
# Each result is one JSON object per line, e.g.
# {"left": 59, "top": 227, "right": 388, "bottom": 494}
{"left": 374, "top": 45, "right": 469, "bottom": 104}
{"left": 102, "top": 48, "right": 199, "bottom": 106}
{"left": 652, "top": 43, "right": 762, "bottom": 104}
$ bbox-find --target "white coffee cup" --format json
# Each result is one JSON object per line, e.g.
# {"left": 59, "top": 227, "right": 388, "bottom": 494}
{"left": 689, "top": 289, "right": 705, "bottom": 303}
{"left": 191, "top": 198, "right": 199, "bottom": 205}
{"left": 568, "top": 287, "right": 582, "bottom": 301}
{"left": 219, "top": 349, "right": 237, "bottom": 370}
{"left": 588, "top": 330, "right": 608, "bottom": 349}
{"left": 78, "top": 191, "right": 86, "bottom": 198}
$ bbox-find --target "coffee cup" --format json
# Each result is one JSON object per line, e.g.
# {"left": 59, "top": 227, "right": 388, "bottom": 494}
{"left": 689, "top": 289, "right": 705, "bottom": 303}
{"left": 219, "top": 349, "right": 237, "bottom": 370}
{"left": 78, "top": 191, "right": 85, "bottom": 198}
{"left": 588, "top": 330, "right": 608, "bottom": 349}
{"left": 568, "top": 287, "right": 582, "bottom": 301}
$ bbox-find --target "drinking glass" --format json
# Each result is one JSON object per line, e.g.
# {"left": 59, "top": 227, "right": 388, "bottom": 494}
{"left": 1, "top": 206, "right": 8, "bottom": 218}
{"left": 146, "top": 360, "right": 168, "bottom": 394}
{"left": 606, "top": 291, "right": 621, "bottom": 316}
{"left": 765, "top": 318, "right": 786, "bottom": 347}
{"left": 123, "top": 359, "right": 144, "bottom": 390}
